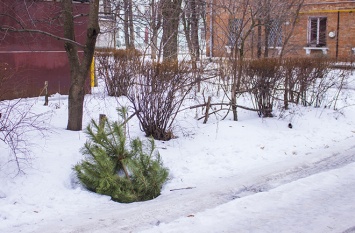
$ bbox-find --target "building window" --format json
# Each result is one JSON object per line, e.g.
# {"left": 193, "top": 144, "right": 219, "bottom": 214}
{"left": 268, "top": 19, "right": 282, "bottom": 47}
{"left": 200, "top": 27, "right": 206, "bottom": 41}
{"left": 228, "top": 18, "right": 243, "bottom": 47}
{"left": 103, "top": 0, "right": 112, "bottom": 15}
{"left": 144, "top": 6, "right": 150, "bottom": 19}
{"left": 308, "top": 17, "right": 327, "bottom": 47}
{"left": 136, "top": 27, "right": 141, "bottom": 39}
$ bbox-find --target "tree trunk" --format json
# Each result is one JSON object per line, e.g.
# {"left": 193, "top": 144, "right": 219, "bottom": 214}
{"left": 123, "top": 0, "right": 130, "bottom": 48}
{"left": 150, "top": 0, "right": 157, "bottom": 59}
{"left": 182, "top": 0, "right": 200, "bottom": 61}
{"left": 182, "top": 10, "right": 193, "bottom": 57}
{"left": 151, "top": 28, "right": 158, "bottom": 59}
{"left": 263, "top": 0, "right": 270, "bottom": 58}
{"left": 161, "top": 0, "right": 182, "bottom": 61}
{"left": 257, "top": 20, "right": 262, "bottom": 58}
{"left": 67, "top": 74, "right": 86, "bottom": 130}
{"left": 190, "top": 0, "right": 200, "bottom": 60}
{"left": 128, "top": 0, "right": 135, "bottom": 48}
{"left": 264, "top": 19, "right": 270, "bottom": 58}
{"left": 149, "top": 0, "right": 162, "bottom": 60}
{"left": 63, "top": 0, "right": 100, "bottom": 131}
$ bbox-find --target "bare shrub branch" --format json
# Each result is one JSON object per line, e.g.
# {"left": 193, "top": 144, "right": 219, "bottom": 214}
{"left": 95, "top": 48, "right": 141, "bottom": 97}
{"left": 0, "top": 99, "right": 50, "bottom": 175}
{"left": 244, "top": 58, "right": 284, "bottom": 117}
{"left": 0, "top": 63, "right": 50, "bottom": 174}
{"left": 128, "top": 61, "right": 195, "bottom": 141}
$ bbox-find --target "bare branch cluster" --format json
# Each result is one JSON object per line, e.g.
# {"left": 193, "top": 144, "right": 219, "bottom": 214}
{"left": 207, "top": 57, "right": 351, "bottom": 120}
{"left": 0, "top": 63, "right": 50, "bottom": 174}
{"left": 95, "top": 48, "right": 141, "bottom": 97}
{"left": 0, "top": 101, "right": 46, "bottom": 174}
{"left": 128, "top": 61, "right": 195, "bottom": 140}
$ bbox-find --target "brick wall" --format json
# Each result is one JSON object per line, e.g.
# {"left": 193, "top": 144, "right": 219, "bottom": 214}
{"left": 287, "top": 1, "right": 355, "bottom": 59}
{"left": 206, "top": 0, "right": 355, "bottom": 60}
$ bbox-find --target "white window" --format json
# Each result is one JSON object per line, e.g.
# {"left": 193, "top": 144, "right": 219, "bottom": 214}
{"left": 308, "top": 17, "right": 327, "bottom": 47}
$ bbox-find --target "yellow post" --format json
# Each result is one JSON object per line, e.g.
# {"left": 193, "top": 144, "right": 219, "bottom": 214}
{"left": 90, "top": 57, "right": 95, "bottom": 87}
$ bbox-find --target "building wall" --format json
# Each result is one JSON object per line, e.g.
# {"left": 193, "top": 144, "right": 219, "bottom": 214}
{"left": 206, "top": 0, "right": 355, "bottom": 60}
{"left": 0, "top": 1, "right": 90, "bottom": 100}
{"left": 96, "top": 19, "right": 116, "bottom": 49}
{"left": 288, "top": 1, "right": 355, "bottom": 59}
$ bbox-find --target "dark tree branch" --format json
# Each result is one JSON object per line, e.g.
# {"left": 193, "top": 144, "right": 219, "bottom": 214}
{"left": 0, "top": 27, "right": 85, "bottom": 48}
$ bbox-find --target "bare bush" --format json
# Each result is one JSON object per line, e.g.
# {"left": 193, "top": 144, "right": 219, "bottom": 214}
{"left": 211, "top": 57, "right": 348, "bottom": 120}
{"left": 283, "top": 58, "right": 335, "bottom": 108}
{"left": 0, "top": 63, "right": 49, "bottom": 174}
{"left": 128, "top": 61, "right": 194, "bottom": 141}
{"left": 0, "top": 99, "right": 50, "bottom": 174}
{"left": 95, "top": 48, "right": 141, "bottom": 97}
{"left": 245, "top": 58, "right": 284, "bottom": 117}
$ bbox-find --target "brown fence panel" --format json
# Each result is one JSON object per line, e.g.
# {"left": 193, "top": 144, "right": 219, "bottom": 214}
{"left": 0, "top": 1, "right": 91, "bottom": 100}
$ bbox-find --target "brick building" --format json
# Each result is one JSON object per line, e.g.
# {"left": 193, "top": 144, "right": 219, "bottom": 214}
{"left": 291, "top": 0, "right": 355, "bottom": 59}
{"left": 206, "top": 0, "right": 355, "bottom": 60}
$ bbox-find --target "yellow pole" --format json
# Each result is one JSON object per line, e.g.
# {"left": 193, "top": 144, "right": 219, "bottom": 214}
{"left": 90, "top": 57, "right": 95, "bottom": 87}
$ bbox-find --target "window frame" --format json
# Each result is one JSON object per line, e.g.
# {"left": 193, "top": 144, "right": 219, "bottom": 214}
{"left": 268, "top": 19, "right": 283, "bottom": 48}
{"left": 307, "top": 16, "right": 327, "bottom": 47}
{"left": 228, "top": 18, "right": 243, "bottom": 48}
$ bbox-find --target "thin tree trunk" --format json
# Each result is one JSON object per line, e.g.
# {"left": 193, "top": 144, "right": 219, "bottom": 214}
{"left": 151, "top": 0, "right": 157, "bottom": 59}
{"left": 264, "top": 19, "right": 270, "bottom": 58}
{"left": 263, "top": 0, "right": 270, "bottom": 58}
{"left": 128, "top": 0, "right": 135, "bottom": 48}
{"left": 150, "top": 0, "right": 161, "bottom": 59}
{"left": 182, "top": 9, "right": 193, "bottom": 58}
{"left": 190, "top": 0, "right": 200, "bottom": 60}
{"left": 257, "top": 20, "right": 262, "bottom": 58}
{"left": 123, "top": 0, "right": 130, "bottom": 48}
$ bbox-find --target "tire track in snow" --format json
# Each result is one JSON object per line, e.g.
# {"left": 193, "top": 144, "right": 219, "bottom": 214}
{"left": 34, "top": 146, "right": 355, "bottom": 233}
{"left": 233, "top": 146, "right": 355, "bottom": 199}
{"left": 343, "top": 226, "right": 355, "bottom": 233}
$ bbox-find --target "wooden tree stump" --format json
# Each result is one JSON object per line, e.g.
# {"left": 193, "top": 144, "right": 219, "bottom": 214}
{"left": 99, "top": 114, "right": 107, "bottom": 127}
{"left": 44, "top": 81, "right": 49, "bottom": 106}
{"left": 203, "top": 96, "right": 211, "bottom": 124}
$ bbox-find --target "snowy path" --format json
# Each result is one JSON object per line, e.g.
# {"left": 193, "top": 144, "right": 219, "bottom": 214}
{"left": 142, "top": 161, "right": 355, "bottom": 233}
{"left": 28, "top": 145, "right": 355, "bottom": 233}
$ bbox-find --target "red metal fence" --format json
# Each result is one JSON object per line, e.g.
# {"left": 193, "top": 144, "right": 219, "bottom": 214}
{"left": 0, "top": 0, "right": 91, "bottom": 100}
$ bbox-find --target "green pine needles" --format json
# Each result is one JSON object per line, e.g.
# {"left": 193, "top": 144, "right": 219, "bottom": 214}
{"left": 74, "top": 109, "right": 169, "bottom": 203}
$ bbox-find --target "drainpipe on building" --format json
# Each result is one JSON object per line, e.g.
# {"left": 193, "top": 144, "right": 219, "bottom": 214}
{"left": 336, "top": 10, "right": 340, "bottom": 61}
{"left": 209, "top": 0, "right": 213, "bottom": 58}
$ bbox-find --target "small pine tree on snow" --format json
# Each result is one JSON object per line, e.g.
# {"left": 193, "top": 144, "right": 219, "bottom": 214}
{"left": 74, "top": 110, "right": 168, "bottom": 203}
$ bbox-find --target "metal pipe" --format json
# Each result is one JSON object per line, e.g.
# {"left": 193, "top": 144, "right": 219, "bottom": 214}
{"left": 335, "top": 10, "right": 340, "bottom": 60}
{"left": 209, "top": 0, "right": 213, "bottom": 57}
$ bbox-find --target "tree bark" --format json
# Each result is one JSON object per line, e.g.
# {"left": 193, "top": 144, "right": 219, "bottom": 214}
{"left": 257, "top": 20, "right": 262, "bottom": 58}
{"left": 123, "top": 0, "right": 130, "bottom": 48}
{"left": 190, "top": 0, "right": 200, "bottom": 60}
{"left": 63, "top": 0, "right": 100, "bottom": 131}
{"left": 128, "top": 0, "right": 135, "bottom": 48}
{"left": 150, "top": 0, "right": 161, "bottom": 60}
{"left": 182, "top": 0, "right": 200, "bottom": 61}
{"left": 161, "top": 0, "right": 182, "bottom": 61}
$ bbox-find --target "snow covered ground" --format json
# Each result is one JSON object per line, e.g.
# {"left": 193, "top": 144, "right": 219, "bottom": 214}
{"left": 1, "top": 70, "right": 355, "bottom": 233}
